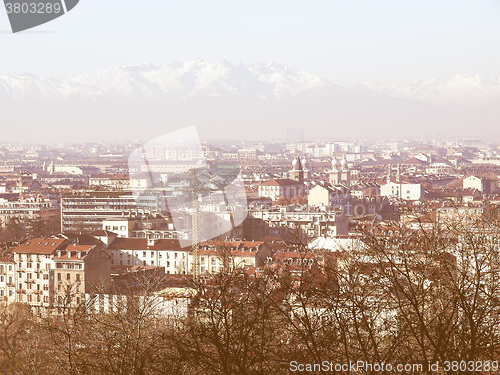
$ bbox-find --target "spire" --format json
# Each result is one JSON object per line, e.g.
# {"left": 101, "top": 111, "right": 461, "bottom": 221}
{"left": 293, "top": 156, "right": 303, "bottom": 171}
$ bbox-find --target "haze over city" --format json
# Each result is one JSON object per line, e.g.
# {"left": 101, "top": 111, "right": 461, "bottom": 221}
{"left": 1, "top": 1, "right": 500, "bottom": 143}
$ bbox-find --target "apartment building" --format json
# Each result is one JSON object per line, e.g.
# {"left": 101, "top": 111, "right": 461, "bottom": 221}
{"left": 61, "top": 193, "right": 149, "bottom": 232}
{"left": 0, "top": 253, "right": 15, "bottom": 303}
{"left": 52, "top": 245, "right": 112, "bottom": 307}
{"left": 258, "top": 179, "right": 305, "bottom": 201}
{"left": 9, "top": 238, "right": 111, "bottom": 310}
{"left": 103, "top": 235, "right": 270, "bottom": 275}
{"left": 245, "top": 208, "right": 348, "bottom": 240}
{"left": 0, "top": 195, "right": 59, "bottom": 227}
{"left": 89, "top": 174, "right": 131, "bottom": 190}
{"left": 13, "top": 238, "right": 68, "bottom": 308}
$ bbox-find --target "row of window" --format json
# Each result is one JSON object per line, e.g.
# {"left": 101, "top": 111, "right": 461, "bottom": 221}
{"left": 0, "top": 265, "right": 13, "bottom": 273}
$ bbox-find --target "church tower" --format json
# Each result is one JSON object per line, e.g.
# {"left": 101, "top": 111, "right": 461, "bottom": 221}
{"left": 329, "top": 155, "right": 351, "bottom": 186}
{"left": 290, "top": 157, "right": 305, "bottom": 183}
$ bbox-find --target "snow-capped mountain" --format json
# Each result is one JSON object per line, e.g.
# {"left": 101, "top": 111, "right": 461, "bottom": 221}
{"left": 0, "top": 60, "right": 338, "bottom": 101}
{"left": 1, "top": 61, "right": 499, "bottom": 143}
{"left": 1, "top": 61, "right": 499, "bottom": 105}
{"left": 360, "top": 74, "right": 500, "bottom": 105}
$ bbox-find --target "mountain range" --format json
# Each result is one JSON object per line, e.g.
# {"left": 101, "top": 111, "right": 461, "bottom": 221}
{"left": 1, "top": 60, "right": 499, "bottom": 142}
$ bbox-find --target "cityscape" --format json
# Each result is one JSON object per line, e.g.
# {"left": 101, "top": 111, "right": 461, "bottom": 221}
{"left": 2, "top": 1, "right": 500, "bottom": 373}
{"left": 2, "top": 132, "right": 500, "bottom": 372}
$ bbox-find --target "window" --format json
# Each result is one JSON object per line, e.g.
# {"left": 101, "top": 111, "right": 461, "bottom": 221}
{"left": 57, "top": 273, "right": 61, "bottom": 281}
{"left": 43, "top": 274, "right": 48, "bottom": 280}
{"left": 76, "top": 274, "right": 80, "bottom": 282}
{"left": 66, "top": 273, "right": 70, "bottom": 280}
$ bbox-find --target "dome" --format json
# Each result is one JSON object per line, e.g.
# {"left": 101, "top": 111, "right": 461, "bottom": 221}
{"left": 292, "top": 158, "right": 297, "bottom": 168}
{"left": 340, "top": 156, "right": 348, "bottom": 168}
{"left": 302, "top": 158, "right": 308, "bottom": 168}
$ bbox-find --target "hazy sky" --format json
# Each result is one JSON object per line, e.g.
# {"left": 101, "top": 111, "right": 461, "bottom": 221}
{"left": 1, "top": 0, "right": 500, "bottom": 83}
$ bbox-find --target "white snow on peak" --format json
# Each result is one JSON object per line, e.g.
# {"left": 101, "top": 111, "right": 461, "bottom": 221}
{"left": 0, "top": 61, "right": 499, "bottom": 106}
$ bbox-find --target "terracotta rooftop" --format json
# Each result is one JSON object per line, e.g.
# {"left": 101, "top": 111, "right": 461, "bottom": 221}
{"left": 13, "top": 238, "right": 67, "bottom": 254}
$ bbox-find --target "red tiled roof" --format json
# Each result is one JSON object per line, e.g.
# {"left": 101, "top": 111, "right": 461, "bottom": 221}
{"left": 13, "top": 238, "right": 67, "bottom": 254}
{"left": 260, "top": 179, "right": 303, "bottom": 187}
{"left": 91, "top": 230, "right": 118, "bottom": 237}
{"left": 66, "top": 245, "right": 95, "bottom": 251}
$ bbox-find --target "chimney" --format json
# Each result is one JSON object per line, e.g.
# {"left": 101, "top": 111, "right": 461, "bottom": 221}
{"left": 77, "top": 252, "right": 81, "bottom": 259}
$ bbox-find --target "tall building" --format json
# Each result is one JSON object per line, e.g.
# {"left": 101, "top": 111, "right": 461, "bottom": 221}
{"left": 61, "top": 192, "right": 162, "bottom": 232}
